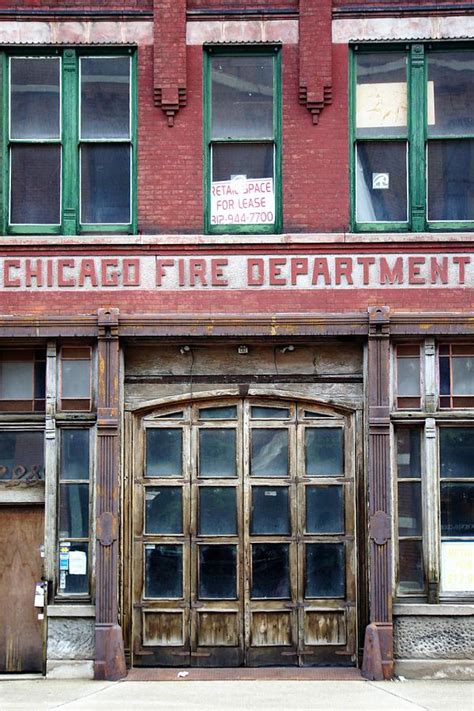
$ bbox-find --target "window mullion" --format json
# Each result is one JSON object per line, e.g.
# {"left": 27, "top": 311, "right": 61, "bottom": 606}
{"left": 424, "top": 418, "right": 440, "bottom": 602}
{"left": 409, "top": 43, "right": 426, "bottom": 231}
{"left": 62, "top": 49, "right": 78, "bottom": 236}
{"left": 0, "top": 52, "right": 6, "bottom": 235}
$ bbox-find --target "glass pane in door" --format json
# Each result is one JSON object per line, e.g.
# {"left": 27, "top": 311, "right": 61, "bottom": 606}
{"left": 145, "top": 544, "right": 183, "bottom": 598}
{"left": 252, "top": 544, "right": 290, "bottom": 599}
{"left": 251, "top": 486, "right": 290, "bottom": 535}
{"left": 251, "top": 429, "right": 288, "bottom": 477}
{"left": 199, "top": 429, "right": 237, "bottom": 477}
{"left": 305, "top": 543, "right": 345, "bottom": 598}
{"left": 199, "top": 545, "right": 237, "bottom": 599}
{"left": 199, "top": 487, "right": 237, "bottom": 535}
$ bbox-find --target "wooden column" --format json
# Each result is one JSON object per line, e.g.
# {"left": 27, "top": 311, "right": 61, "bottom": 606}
{"left": 94, "top": 308, "right": 126, "bottom": 680}
{"left": 362, "top": 306, "right": 394, "bottom": 680}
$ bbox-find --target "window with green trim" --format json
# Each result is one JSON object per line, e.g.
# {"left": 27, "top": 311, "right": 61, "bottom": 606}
{"left": 204, "top": 47, "right": 281, "bottom": 234}
{"left": 351, "top": 44, "right": 474, "bottom": 232}
{"left": 1, "top": 49, "right": 136, "bottom": 235}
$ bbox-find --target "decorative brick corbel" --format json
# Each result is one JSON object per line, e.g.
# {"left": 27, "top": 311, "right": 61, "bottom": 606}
{"left": 153, "top": 0, "right": 187, "bottom": 126}
{"left": 299, "top": 0, "right": 333, "bottom": 124}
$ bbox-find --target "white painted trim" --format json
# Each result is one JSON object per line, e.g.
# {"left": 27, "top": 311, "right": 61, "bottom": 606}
{"left": 333, "top": 16, "right": 474, "bottom": 44}
{"left": 186, "top": 19, "right": 298, "bottom": 45}
{"left": 0, "top": 21, "right": 153, "bottom": 46}
{"left": 47, "top": 604, "right": 95, "bottom": 617}
{"left": 2, "top": 232, "right": 474, "bottom": 247}
{"left": 394, "top": 603, "right": 474, "bottom": 615}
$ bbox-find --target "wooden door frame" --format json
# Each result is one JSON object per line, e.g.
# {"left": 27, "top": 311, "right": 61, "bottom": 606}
{"left": 122, "top": 390, "right": 361, "bottom": 668}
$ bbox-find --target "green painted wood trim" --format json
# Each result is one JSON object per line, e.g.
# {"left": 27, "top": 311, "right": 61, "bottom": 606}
{"left": 203, "top": 46, "right": 282, "bottom": 235}
{"left": 409, "top": 44, "right": 426, "bottom": 232}
{"left": 0, "top": 52, "right": 7, "bottom": 235}
{"left": 62, "top": 49, "right": 78, "bottom": 236}
{"left": 131, "top": 49, "right": 138, "bottom": 235}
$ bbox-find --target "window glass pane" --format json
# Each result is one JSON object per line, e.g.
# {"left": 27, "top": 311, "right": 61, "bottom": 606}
{"left": 252, "top": 543, "right": 290, "bottom": 599}
{"left": 305, "top": 428, "right": 343, "bottom": 477}
{"left": 306, "top": 486, "right": 344, "bottom": 534}
{"left": 398, "top": 539, "right": 425, "bottom": 594}
{"left": 212, "top": 55, "right": 273, "bottom": 139}
{"left": 145, "top": 544, "right": 183, "bottom": 598}
{"left": 440, "top": 428, "right": 474, "bottom": 478}
{"left": 60, "top": 430, "right": 89, "bottom": 481}
{"left": 398, "top": 481, "right": 422, "bottom": 536}
{"left": 199, "top": 487, "right": 237, "bottom": 535}
{"left": 81, "top": 144, "right": 130, "bottom": 224}
{"left": 305, "top": 543, "right": 345, "bottom": 598}
{"left": 356, "top": 141, "right": 407, "bottom": 223}
{"left": 199, "top": 406, "right": 237, "bottom": 420}
{"left": 356, "top": 52, "right": 407, "bottom": 137}
{"left": 397, "top": 357, "right": 420, "bottom": 397}
{"left": 439, "top": 355, "right": 451, "bottom": 395}
{"left": 199, "top": 429, "right": 236, "bottom": 478}
{"left": 199, "top": 545, "right": 237, "bottom": 599}
{"left": 80, "top": 57, "right": 130, "bottom": 139}
{"left": 10, "top": 145, "right": 61, "bottom": 225}
{"left": 34, "top": 358, "right": 46, "bottom": 400}
{"left": 211, "top": 144, "right": 275, "bottom": 228}
{"left": 145, "top": 487, "right": 183, "bottom": 535}
{"left": 452, "top": 357, "right": 474, "bottom": 395}
{"left": 396, "top": 428, "right": 421, "bottom": 479}
{"left": 146, "top": 429, "right": 182, "bottom": 477}
{"left": 59, "top": 483, "right": 89, "bottom": 538}
{"left": 440, "top": 483, "right": 474, "bottom": 537}
{"left": 251, "top": 406, "right": 290, "bottom": 419}
{"left": 251, "top": 429, "right": 288, "bottom": 477}
{"left": 212, "top": 143, "right": 273, "bottom": 183}
{"left": 0, "top": 430, "right": 44, "bottom": 482}
{"left": 59, "top": 542, "right": 89, "bottom": 595}
{"left": 251, "top": 486, "right": 289, "bottom": 535}
{"left": 0, "top": 361, "right": 33, "bottom": 399}
{"left": 10, "top": 57, "right": 60, "bottom": 139}
{"left": 427, "top": 140, "right": 474, "bottom": 221}
{"left": 61, "top": 359, "right": 90, "bottom": 399}
{"left": 427, "top": 51, "right": 474, "bottom": 136}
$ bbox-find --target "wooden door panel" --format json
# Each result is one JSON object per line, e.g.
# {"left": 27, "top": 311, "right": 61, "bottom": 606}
{"left": 0, "top": 505, "right": 44, "bottom": 673}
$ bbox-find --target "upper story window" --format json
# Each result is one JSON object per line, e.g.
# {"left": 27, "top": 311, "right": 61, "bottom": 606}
{"left": 204, "top": 47, "right": 281, "bottom": 234}
{"left": 4, "top": 50, "right": 135, "bottom": 235}
{"left": 352, "top": 45, "right": 474, "bottom": 231}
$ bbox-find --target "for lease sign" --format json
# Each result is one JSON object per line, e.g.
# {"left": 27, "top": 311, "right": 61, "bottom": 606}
{"left": 211, "top": 177, "right": 275, "bottom": 226}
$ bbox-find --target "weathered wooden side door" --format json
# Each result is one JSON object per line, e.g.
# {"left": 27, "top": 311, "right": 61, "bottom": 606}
{"left": 0, "top": 505, "right": 44, "bottom": 673}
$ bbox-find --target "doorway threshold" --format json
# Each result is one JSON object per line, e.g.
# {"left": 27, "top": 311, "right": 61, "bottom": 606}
{"left": 126, "top": 667, "right": 364, "bottom": 681}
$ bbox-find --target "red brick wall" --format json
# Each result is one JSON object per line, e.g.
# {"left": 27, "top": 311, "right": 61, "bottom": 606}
{"left": 137, "top": 45, "right": 203, "bottom": 234}
{"left": 137, "top": 43, "right": 349, "bottom": 234}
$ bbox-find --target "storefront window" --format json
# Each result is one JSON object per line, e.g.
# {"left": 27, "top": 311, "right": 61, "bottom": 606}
{"left": 57, "top": 428, "right": 91, "bottom": 595}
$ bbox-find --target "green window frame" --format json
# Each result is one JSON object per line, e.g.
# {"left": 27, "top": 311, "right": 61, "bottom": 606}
{"left": 203, "top": 45, "right": 282, "bottom": 235}
{"left": 0, "top": 47, "right": 137, "bottom": 236}
{"left": 351, "top": 43, "right": 474, "bottom": 232}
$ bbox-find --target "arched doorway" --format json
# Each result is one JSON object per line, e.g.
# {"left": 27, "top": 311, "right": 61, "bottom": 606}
{"left": 130, "top": 397, "right": 357, "bottom": 667}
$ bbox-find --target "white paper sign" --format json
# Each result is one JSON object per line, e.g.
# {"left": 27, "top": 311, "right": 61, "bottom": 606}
{"left": 441, "top": 541, "right": 474, "bottom": 593}
{"left": 69, "top": 550, "right": 87, "bottom": 576}
{"left": 211, "top": 176, "right": 275, "bottom": 226}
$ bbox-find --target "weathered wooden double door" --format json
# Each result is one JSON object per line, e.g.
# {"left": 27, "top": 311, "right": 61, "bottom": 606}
{"left": 132, "top": 399, "right": 357, "bottom": 667}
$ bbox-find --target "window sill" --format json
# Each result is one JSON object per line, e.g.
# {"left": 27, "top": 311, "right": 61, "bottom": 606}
{"left": 394, "top": 603, "right": 474, "bottom": 616}
{"left": 47, "top": 604, "right": 95, "bottom": 617}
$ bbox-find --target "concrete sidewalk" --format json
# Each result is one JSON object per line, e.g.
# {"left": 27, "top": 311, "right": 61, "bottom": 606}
{"left": 0, "top": 678, "right": 473, "bottom": 711}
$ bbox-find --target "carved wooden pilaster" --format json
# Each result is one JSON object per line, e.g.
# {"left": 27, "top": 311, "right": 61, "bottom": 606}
{"left": 153, "top": 0, "right": 187, "bottom": 126}
{"left": 362, "top": 306, "right": 394, "bottom": 680}
{"left": 94, "top": 308, "right": 126, "bottom": 681}
{"left": 299, "top": 0, "right": 333, "bottom": 124}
